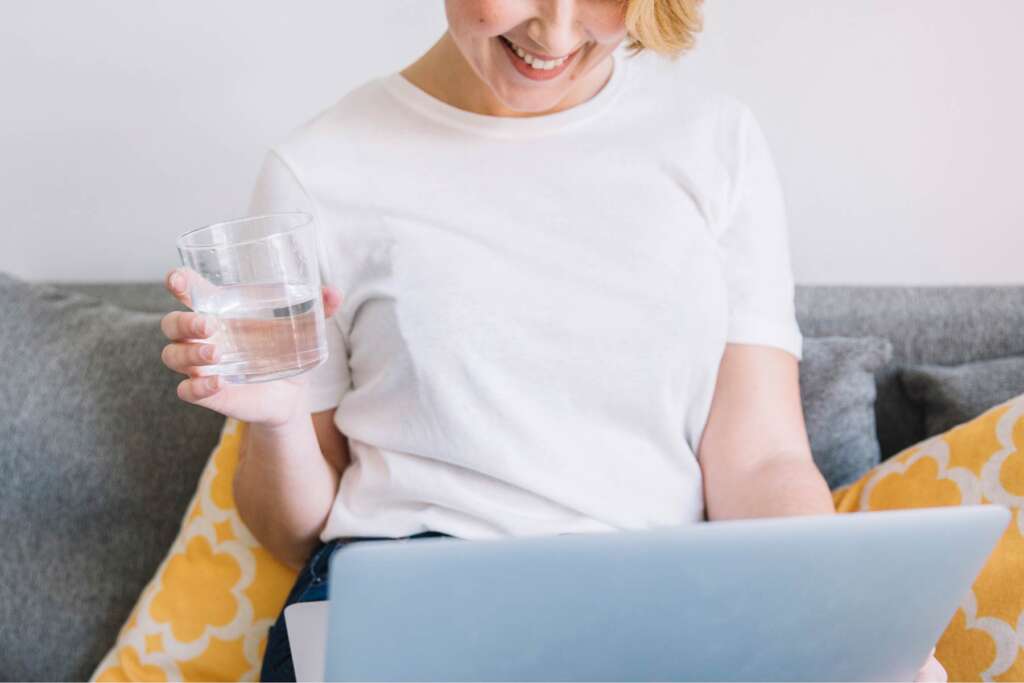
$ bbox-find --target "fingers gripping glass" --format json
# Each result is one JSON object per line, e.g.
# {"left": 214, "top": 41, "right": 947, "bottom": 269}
{"left": 176, "top": 212, "right": 330, "bottom": 383}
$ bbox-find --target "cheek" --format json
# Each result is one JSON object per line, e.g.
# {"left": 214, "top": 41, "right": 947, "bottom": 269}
{"left": 447, "top": 0, "right": 517, "bottom": 38}
{"left": 584, "top": 2, "right": 629, "bottom": 42}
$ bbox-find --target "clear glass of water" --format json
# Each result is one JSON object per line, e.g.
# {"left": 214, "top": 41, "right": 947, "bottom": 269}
{"left": 176, "top": 212, "right": 329, "bottom": 384}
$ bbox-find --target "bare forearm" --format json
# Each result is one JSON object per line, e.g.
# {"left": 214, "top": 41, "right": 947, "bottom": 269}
{"left": 234, "top": 410, "right": 340, "bottom": 571}
{"left": 705, "top": 457, "right": 836, "bottom": 522}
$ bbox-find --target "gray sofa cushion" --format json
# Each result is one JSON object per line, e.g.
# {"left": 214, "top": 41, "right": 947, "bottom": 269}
{"left": 900, "top": 356, "right": 1024, "bottom": 437}
{"left": 799, "top": 336, "right": 894, "bottom": 489}
{"left": 795, "top": 285, "right": 1024, "bottom": 460}
{"left": 0, "top": 272, "right": 226, "bottom": 682}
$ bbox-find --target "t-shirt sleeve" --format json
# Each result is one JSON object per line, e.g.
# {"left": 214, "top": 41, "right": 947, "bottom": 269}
{"left": 247, "top": 149, "right": 353, "bottom": 412}
{"left": 714, "top": 102, "right": 803, "bottom": 361}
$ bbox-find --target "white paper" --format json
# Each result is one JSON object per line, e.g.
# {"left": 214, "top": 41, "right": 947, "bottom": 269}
{"left": 283, "top": 600, "right": 329, "bottom": 682}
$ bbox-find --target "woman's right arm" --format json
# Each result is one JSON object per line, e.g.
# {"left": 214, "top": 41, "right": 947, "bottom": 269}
{"left": 160, "top": 265, "right": 350, "bottom": 572}
{"left": 179, "top": 147, "right": 353, "bottom": 570}
{"left": 233, "top": 407, "right": 348, "bottom": 572}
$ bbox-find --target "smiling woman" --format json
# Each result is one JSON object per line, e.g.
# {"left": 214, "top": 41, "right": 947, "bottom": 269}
{"left": 142, "top": 1, "right": 951, "bottom": 681}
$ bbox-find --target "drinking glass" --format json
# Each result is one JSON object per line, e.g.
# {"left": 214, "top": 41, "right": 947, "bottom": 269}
{"left": 176, "top": 212, "right": 329, "bottom": 383}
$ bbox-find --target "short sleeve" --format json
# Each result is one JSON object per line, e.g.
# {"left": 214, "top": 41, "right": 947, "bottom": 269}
{"left": 715, "top": 102, "right": 803, "bottom": 361}
{"left": 247, "top": 150, "right": 353, "bottom": 411}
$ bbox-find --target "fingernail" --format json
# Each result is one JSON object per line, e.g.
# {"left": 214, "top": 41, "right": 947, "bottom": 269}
{"left": 206, "top": 376, "right": 218, "bottom": 391}
{"left": 170, "top": 272, "right": 183, "bottom": 291}
{"left": 200, "top": 345, "right": 215, "bottom": 361}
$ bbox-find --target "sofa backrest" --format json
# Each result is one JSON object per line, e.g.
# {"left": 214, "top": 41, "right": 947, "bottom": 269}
{"left": 48, "top": 281, "right": 1024, "bottom": 461}
{"left": 796, "top": 286, "right": 1024, "bottom": 458}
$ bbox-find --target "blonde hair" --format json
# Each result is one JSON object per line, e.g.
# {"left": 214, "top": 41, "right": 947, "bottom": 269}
{"left": 623, "top": 0, "right": 704, "bottom": 59}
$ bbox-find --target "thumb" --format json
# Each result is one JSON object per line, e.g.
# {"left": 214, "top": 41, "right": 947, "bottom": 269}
{"left": 322, "top": 285, "right": 343, "bottom": 319}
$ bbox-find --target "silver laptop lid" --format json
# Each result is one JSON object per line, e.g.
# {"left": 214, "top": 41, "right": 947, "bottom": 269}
{"left": 325, "top": 505, "right": 1009, "bottom": 681}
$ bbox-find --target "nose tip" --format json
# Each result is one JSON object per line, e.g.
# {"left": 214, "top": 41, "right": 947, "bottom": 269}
{"left": 525, "top": 34, "right": 583, "bottom": 59}
{"left": 526, "top": 16, "right": 584, "bottom": 59}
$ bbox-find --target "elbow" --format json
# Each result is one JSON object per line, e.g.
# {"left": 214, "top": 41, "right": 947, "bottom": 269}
{"left": 232, "top": 465, "right": 326, "bottom": 572}
{"left": 702, "top": 453, "right": 835, "bottom": 521}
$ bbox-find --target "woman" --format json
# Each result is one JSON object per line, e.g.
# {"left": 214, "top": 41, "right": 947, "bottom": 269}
{"left": 160, "top": 1, "right": 946, "bottom": 680}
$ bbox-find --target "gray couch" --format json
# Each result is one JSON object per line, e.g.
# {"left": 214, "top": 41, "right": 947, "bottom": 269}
{"left": 1, "top": 275, "right": 1023, "bottom": 682}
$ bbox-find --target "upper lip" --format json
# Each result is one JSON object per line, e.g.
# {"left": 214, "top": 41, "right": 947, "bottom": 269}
{"left": 501, "top": 35, "right": 582, "bottom": 61}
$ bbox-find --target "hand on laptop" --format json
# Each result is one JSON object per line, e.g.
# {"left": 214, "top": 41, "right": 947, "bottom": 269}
{"left": 913, "top": 647, "right": 947, "bottom": 682}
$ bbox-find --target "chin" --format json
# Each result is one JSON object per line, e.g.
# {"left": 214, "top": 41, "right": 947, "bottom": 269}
{"left": 497, "top": 90, "right": 570, "bottom": 114}
{"left": 483, "top": 75, "right": 575, "bottom": 113}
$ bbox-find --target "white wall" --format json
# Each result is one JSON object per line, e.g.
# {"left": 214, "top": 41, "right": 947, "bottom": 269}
{"left": 1, "top": 1, "right": 1020, "bottom": 284}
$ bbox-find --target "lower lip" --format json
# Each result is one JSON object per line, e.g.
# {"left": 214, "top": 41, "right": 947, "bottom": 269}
{"left": 499, "top": 36, "right": 580, "bottom": 81}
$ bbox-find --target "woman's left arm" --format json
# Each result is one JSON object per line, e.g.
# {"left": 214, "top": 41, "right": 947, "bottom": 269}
{"left": 697, "top": 343, "right": 948, "bottom": 681}
{"left": 697, "top": 342, "right": 833, "bottom": 521}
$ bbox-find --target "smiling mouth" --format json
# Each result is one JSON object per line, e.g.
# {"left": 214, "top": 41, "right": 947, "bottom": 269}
{"left": 499, "top": 35, "right": 583, "bottom": 71}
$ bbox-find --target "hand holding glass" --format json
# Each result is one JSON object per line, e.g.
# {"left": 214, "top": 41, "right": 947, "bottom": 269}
{"left": 175, "top": 213, "right": 330, "bottom": 384}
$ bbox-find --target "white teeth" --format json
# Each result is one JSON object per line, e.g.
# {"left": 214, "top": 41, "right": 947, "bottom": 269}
{"left": 505, "top": 37, "right": 568, "bottom": 70}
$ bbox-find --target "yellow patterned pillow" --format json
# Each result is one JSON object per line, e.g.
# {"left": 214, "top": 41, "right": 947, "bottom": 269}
{"left": 90, "top": 418, "right": 299, "bottom": 682}
{"left": 832, "top": 392, "right": 1024, "bottom": 682}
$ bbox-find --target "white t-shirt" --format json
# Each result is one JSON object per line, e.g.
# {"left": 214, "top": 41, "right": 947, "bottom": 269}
{"left": 247, "top": 48, "right": 803, "bottom": 543}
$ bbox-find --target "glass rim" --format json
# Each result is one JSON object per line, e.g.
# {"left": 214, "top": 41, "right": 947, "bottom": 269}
{"left": 176, "top": 211, "right": 314, "bottom": 252}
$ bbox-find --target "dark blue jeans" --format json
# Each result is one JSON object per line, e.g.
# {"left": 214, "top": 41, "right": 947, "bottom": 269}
{"left": 260, "top": 531, "right": 452, "bottom": 682}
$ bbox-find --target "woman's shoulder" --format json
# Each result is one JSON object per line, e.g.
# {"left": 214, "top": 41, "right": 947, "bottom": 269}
{"left": 623, "top": 54, "right": 754, "bottom": 135}
{"left": 270, "top": 75, "right": 398, "bottom": 162}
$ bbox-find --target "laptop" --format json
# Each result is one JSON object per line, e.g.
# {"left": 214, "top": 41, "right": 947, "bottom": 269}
{"left": 284, "top": 504, "right": 1010, "bottom": 681}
